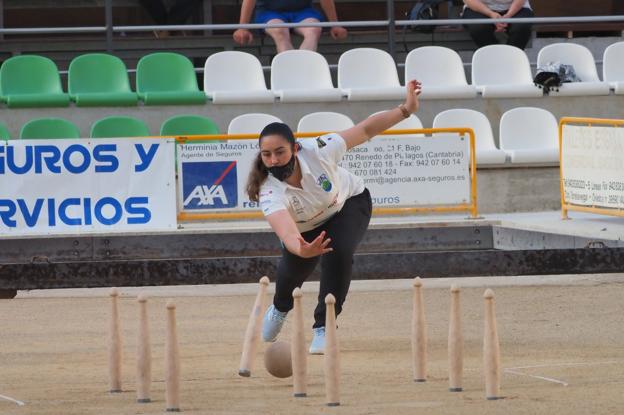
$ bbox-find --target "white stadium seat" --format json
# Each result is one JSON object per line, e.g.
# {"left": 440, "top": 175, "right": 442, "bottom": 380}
{"left": 471, "top": 45, "right": 542, "bottom": 98}
{"left": 270, "top": 50, "right": 343, "bottom": 103}
{"left": 499, "top": 107, "right": 559, "bottom": 164}
{"left": 203, "top": 51, "right": 276, "bottom": 104}
{"left": 369, "top": 110, "right": 424, "bottom": 138}
{"left": 405, "top": 46, "right": 478, "bottom": 100}
{"left": 433, "top": 109, "right": 507, "bottom": 165}
{"left": 536, "top": 43, "right": 610, "bottom": 97}
{"left": 297, "top": 112, "right": 354, "bottom": 133}
{"left": 227, "top": 113, "right": 283, "bottom": 135}
{"left": 337, "top": 48, "right": 404, "bottom": 101}
{"left": 603, "top": 41, "right": 624, "bottom": 95}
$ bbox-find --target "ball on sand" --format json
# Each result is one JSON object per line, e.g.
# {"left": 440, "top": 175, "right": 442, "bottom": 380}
{"left": 264, "top": 341, "right": 292, "bottom": 378}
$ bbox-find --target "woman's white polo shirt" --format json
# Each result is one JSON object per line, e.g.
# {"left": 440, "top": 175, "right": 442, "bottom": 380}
{"left": 259, "top": 133, "right": 365, "bottom": 233}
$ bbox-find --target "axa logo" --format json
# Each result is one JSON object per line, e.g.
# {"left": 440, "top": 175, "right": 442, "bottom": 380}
{"left": 182, "top": 161, "right": 237, "bottom": 209}
{"left": 184, "top": 185, "right": 230, "bottom": 206}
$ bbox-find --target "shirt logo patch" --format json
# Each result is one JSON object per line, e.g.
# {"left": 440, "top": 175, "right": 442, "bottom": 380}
{"left": 317, "top": 173, "right": 332, "bottom": 192}
{"left": 316, "top": 137, "right": 327, "bottom": 148}
{"left": 289, "top": 195, "right": 305, "bottom": 215}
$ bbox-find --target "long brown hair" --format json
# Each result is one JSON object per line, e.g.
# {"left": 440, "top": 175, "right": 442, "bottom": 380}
{"left": 246, "top": 122, "right": 296, "bottom": 202}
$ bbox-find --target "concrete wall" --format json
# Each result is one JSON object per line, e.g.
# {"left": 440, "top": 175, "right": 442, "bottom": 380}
{"left": 477, "top": 167, "right": 560, "bottom": 213}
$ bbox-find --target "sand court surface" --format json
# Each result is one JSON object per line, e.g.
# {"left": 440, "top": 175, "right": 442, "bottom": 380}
{"left": 1, "top": 274, "right": 623, "bottom": 414}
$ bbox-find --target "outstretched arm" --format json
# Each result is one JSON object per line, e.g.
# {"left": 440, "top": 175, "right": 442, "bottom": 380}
{"left": 338, "top": 80, "right": 422, "bottom": 150}
{"left": 266, "top": 210, "right": 333, "bottom": 258}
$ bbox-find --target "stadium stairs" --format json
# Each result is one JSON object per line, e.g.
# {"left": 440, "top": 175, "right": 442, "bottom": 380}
{"left": 1, "top": 2, "right": 624, "bottom": 295}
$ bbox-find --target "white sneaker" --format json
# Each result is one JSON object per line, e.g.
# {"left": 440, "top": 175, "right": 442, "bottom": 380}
{"left": 262, "top": 304, "right": 287, "bottom": 342}
{"left": 309, "top": 327, "right": 325, "bottom": 355}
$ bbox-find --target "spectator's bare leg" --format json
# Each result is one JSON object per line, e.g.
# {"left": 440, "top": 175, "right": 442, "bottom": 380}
{"left": 266, "top": 19, "right": 294, "bottom": 53}
{"left": 294, "top": 18, "right": 322, "bottom": 51}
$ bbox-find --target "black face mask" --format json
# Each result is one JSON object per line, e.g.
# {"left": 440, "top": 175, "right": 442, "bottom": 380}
{"left": 268, "top": 155, "right": 296, "bottom": 181}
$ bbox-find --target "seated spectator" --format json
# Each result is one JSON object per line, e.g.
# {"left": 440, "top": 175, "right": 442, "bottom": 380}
{"left": 462, "top": 0, "right": 533, "bottom": 49}
{"left": 233, "top": 0, "right": 347, "bottom": 53}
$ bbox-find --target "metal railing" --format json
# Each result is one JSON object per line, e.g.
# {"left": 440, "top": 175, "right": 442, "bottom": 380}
{"left": 0, "top": 7, "right": 622, "bottom": 58}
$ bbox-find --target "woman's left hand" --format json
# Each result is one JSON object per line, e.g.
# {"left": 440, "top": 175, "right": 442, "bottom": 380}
{"left": 403, "top": 80, "right": 422, "bottom": 114}
{"left": 297, "top": 230, "right": 333, "bottom": 258}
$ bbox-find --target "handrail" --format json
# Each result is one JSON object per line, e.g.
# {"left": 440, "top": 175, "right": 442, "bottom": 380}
{"left": 0, "top": 12, "right": 621, "bottom": 61}
{"left": 1, "top": 15, "right": 623, "bottom": 35}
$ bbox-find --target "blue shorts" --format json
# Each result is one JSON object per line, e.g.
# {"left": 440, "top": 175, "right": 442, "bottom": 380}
{"left": 255, "top": 7, "right": 325, "bottom": 25}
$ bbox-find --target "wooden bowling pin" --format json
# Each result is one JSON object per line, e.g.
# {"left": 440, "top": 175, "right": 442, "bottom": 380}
{"left": 324, "top": 294, "right": 340, "bottom": 406}
{"left": 412, "top": 277, "right": 427, "bottom": 382}
{"left": 165, "top": 300, "right": 181, "bottom": 412}
{"left": 483, "top": 289, "right": 501, "bottom": 400}
{"left": 108, "top": 287, "right": 122, "bottom": 393}
{"left": 136, "top": 294, "right": 152, "bottom": 403}
{"left": 238, "top": 276, "right": 270, "bottom": 377}
{"left": 448, "top": 285, "right": 463, "bottom": 392}
{"left": 291, "top": 287, "right": 307, "bottom": 397}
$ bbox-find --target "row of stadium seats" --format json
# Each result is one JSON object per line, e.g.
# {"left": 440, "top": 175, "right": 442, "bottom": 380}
{"left": 0, "top": 115, "right": 218, "bottom": 139}
{"left": 1, "top": 41, "right": 623, "bottom": 108}
{"left": 236, "top": 42, "right": 622, "bottom": 101}
{"left": 1, "top": 107, "right": 558, "bottom": 165}
{"left": 284, "top": 108, "right": 558, "bottom": 165}
{"left": 0, "top": 53, "right": 204, "bottom": 108}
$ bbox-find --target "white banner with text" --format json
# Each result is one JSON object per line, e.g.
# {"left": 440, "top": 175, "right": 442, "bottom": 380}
{"left": 562, "top": 124, "right": 624, "bottom": 209}
{"left": 177, "top": 134, "right": 471, "bottom": 213}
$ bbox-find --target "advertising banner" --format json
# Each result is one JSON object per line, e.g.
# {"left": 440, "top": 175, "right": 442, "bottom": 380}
{"left": 178, "top": 134, "right": 471, "bottom": 213}
{"left": 562, "top": 124, "right": 624, "bottom": 209}
{"left": 0, "top": 138, "right": 177, "bottom": 236}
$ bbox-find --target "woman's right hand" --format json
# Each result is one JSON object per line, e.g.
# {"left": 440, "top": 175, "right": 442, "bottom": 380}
{"left": 233, "top": 28, "right": 253, "bottom": 45}
{"left": 297, "top": 231, "right": 333, "bottom": 258}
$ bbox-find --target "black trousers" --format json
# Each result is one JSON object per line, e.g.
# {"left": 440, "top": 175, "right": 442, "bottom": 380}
{"left": 462, "top": 7, "right": 534, "bottom": 50}
{"left": 273, "top": 188, "right": 372, "bottom": 328}
{"left": 139, "top": 0, "right": 201, "bottom": 25}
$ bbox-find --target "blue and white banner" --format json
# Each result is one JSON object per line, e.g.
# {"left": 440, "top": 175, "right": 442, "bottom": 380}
{"left": 0, "top": 138, "right": 177, "bottom": 236}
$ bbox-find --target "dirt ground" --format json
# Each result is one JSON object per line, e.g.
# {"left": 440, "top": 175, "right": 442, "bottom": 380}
{"left": 1, "top": 276, "right": 624, "bottom": 415}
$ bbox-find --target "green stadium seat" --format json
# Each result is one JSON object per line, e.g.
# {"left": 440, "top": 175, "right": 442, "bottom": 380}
{"left": 68, "top": 54, "right": 138, "bottom": 107}
{"left": 20, "top": 118, "right": 80, "bottom": 139}
{"left": 0, "top": 123, "right": 10, "bottom": 141}
{"left": 90, "top": 116, "right": 150, "bottom": 138}
{"left": 136, "top": 53, "right": 206, "bottom": 106}
{"left": 161, "top": 115, "right": 219, "bottom": 172}
{"left": 160, "top": 114, "right": 219, "bottom": 136}
{"left": 0, "top": 55, "right": 70, "bottom": 108}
